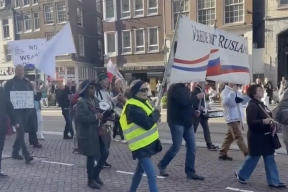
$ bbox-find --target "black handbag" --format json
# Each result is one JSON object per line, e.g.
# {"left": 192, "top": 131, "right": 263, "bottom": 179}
{"left": 258, "top": 104, "right": 282, "bottom": 150}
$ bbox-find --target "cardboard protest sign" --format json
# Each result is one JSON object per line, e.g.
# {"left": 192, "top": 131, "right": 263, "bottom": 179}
{"left": 8, "top": 39, "right": 46, "bottom": 68}
{"left": 10, "top": 91, "right": 34, "bottom": 109}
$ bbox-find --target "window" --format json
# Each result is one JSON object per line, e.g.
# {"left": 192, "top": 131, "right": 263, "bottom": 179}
{"left": 78, "top": 35, "right": 85, "bottom": 56}
{"left": 33, "top": 12, "right": 39, "bottom": 30}
{"left": 66, "top": 67, "right": 75, "bottom": 77}
{"left": 122, "top": 30, "right": 131, "bottom": 53}
{"left": 45, "top": 33, "right": 54, "bottom": 40}
{"left": 148, "top": 27, "right": 158, "bottom": 52}
{"left": 96, "top": 0, "right": 101, "bottom": 11}
{"left": 77, "top": 7, "right": 83, "bottom": 27}
{"left": 147, "top": 0, "right": 158, "bottom": 15}
{"left": 121, "top": 0, "right": 130, "bottom": 18}
{"left": 56, "top": 2, "right": 66, "bottom": 23}
{"left": 134, "top": 29, "right": 145, "bottom": 52}
{"left": 2, "top": 19, "right": 10, "bottom": 39}
{"left": 224, "top": 0, "right": 244, "bottom": 24}
{"left": 197, "top": 0, "right": 215, "bottom": 26}
{"left": 0, "top": 0, "right": 5, "bottom": 7}
{"left": 44, "top": 4, "right": 54, "bottom": 24}
{"left": 23, "top": 14, "right": 32, "bottom": 32}
{"left": 173, "top": 0, "right": 189, "bottom": 28}
{"left": 22, "top": 0, "right": 30, "bottom": 6}
{"left": 135, "top": 0, "right": 144, "bottom": 16}
{"left": 104, "top": 0, "right": 115, "bottom": 20}
{"left": 15, "top": 15, "right": 22, "bottom": 33}
{"left": 33, "top": 0, "right": 38, "bottom": 4}
{"left": 98, "top": 40, "right": 103, "bottom": 59}
{"left": 15, "top": 0, "right": 20, "bottom": 7}
{"left": 280, "top": 0, "right": 288, "bottom": 5}
{"left": 105, "top": 32, "right": 116, "bottom": 54}
{"left": 97, "top": 17, "right": 102, "bottom": 34}
{"left": 4, "top": 45, "right": 11, "bottom": 62}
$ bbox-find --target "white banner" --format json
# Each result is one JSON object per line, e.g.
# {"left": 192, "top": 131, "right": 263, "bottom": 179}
{"left": 171, "top": 16, "right": 250, "bottom": 84}
{"left": 10, "top": 91, "right": 34, "bottom": 109}
{"left": 8, "top": 39, "right": 46, "bottom": 67}
{"left": 35, "top": 22, "right": 76, "bottom": 78}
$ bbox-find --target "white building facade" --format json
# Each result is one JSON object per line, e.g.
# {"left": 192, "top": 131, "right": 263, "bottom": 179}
{"left": 0, "top": 6, "right": 14, "bottom": 82}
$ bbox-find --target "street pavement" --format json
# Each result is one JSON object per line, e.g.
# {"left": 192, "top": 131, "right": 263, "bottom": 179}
{"left": 1, "top": 106, "right": 287, "bottom": 191}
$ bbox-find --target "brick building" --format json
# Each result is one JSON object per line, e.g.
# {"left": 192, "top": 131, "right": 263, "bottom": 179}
{"left": 102, "top": 0, "right": 165, "bottom": 91}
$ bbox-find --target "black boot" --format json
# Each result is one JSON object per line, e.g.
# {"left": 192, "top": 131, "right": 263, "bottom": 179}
{"left": 95, "top": 178, "right": 104, "bottom": 186}
{"left": 12, "top": 154, "right": 23, "bottom": 160}
{"left": 0, "top": 172, "right": 8, "bottom": 178}
{"left": 88, "top": 180, "right": 101, "bottom": 189}
{"left": 24, "top": 156, "right": 33, "bottom": 164}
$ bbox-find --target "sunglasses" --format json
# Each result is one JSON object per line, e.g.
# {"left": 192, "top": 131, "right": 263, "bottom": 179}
{"left": 139, "top": 88, "right": 148, "bottom": 93}
{"left": 89, "top": 86, "right": 96, "bottom": 90}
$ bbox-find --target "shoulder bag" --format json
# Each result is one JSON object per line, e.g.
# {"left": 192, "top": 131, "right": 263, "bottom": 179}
{"left": 258, "top": 104, "right": 282, "bottom": 150}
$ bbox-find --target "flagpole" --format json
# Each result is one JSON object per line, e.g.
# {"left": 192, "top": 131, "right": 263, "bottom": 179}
{"left": 155, "top": 0, "right": 183, "bottom": 109}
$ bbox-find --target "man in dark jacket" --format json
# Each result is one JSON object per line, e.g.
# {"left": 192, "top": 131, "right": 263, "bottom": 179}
{"left": 191, "top": 83, "right": 218, "bottom": 150}
{"left": 4, "top": 64, "right": 34, "bottom": 163}
{"left": 58, "top": 80, "right": 74, "bottom": 139}
{"left": 158, "top": 83, "right": 205, "bottom": 180}
{"left": 0, "top": 86, "right": 17, "bottom": 177}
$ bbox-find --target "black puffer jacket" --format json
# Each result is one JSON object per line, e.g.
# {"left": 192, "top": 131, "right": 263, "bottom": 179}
{"left": 125, "top": 97, "right": 162, "bottom": 160}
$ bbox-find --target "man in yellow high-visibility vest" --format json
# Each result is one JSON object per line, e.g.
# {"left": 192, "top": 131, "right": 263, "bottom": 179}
{"left": 120, "top": 80, "right": 161, "bottom": 192}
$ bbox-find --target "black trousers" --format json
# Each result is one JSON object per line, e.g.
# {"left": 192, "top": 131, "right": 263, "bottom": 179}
{"left": 29, "top": 131, "right": 39, "bottom": 145}
{"left": 12, "top": 111, "right": 35, "bottom": 158}
{"left": 0, "top": 130, "right": 6, "bottom": 171}
{"left": 112, "top": 119, "right": 124, "bottom": 140}
{"left": 86, "top": 139, "right": 109, "bottom": 181}
{"left": 62, "top": 109, "right": 74, "bottom": 137}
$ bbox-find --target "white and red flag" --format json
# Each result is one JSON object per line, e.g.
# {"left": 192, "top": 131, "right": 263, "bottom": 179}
{"left": 106, "top": 59, "right": 124, "bottom": 82}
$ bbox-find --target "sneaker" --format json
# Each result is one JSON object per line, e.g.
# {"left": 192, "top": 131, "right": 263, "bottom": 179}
{"left": 207, "top": 144, "right": 219, "bottom": 151}
{"left": 274, "top": 152, "right": 277, "bottom": 156}
{"left": 187, "top": 174, "right": 204, "bottom": 180}
{"left": 103, "top": 162, "right": 112, "bottom": 168}
{"left": 38, "top": 135, "right": 45, "bottom": 140}
{"left": 121, "top": 140, "right": 127, "bottom": 143}
{"left": 219, "top": 154, "right": 233, "bottom": 161}
{"left": 157, "top": 164, "right": 169, "bottom": 177}
{"left": 63, "top": 135, "right": 72, "bottom": 140}
{"left": 235, "top": 171, "right": 247, "bottom": 184}
{"left": 113, "top": 138, "right": 119, "bottom": 142}
{"left": 269, "top": 183, "right": 286, "bottom": 188}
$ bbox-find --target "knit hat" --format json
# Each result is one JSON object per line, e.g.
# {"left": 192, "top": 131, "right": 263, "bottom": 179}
{"left": 129, "top": 80, "right": 145, "bottom": 97}
{"left": 98, "top": 73, "right": 108, "bottom": 82}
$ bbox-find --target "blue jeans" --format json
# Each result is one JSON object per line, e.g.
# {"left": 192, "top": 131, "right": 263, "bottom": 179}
{"left": 129, "top": 157, "right": 158, "bottom": 192}
{"left": 237, "top": 154, "right": 281, "bottom": 185}
{"left": 158, "top": 124, "right": 196, "bottom": 176}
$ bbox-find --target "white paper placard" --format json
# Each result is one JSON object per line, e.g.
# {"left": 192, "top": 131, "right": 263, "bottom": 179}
{"left": 10, "top": 91, "right": 34, "bottom": 109}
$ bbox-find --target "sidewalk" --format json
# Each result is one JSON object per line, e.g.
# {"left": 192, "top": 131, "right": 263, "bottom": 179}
{"left": 1, "top": 134, "right": 287, "bottom": 192}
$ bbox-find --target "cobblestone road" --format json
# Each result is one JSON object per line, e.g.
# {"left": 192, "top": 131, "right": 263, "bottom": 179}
{"left": 0, "top": 134, "right": 287, "bottom": 192}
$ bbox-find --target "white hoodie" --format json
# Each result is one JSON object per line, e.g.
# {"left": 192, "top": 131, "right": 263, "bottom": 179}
{"left": 221, "top": 85, "right": 244, "bottom": 123}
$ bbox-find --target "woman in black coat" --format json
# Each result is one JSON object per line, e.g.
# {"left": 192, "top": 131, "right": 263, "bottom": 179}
{"left": 75, "top": 80, "right": 109, "bottom": 189}
{"left": 235, "top": 84, "right": 285, "bottom": 188}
